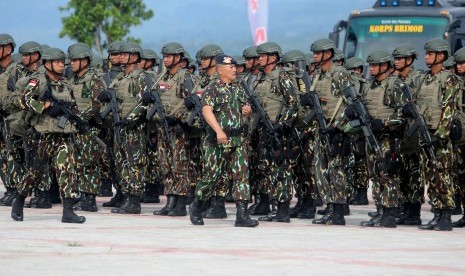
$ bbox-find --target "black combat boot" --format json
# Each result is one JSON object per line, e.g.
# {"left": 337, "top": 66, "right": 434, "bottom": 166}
{"left": 258, "top": 199, "right": 277, "bottom": 221}
{"left": 396, "top": 202, "right": 411, "bottom": 224}
{"left": 434, "top": 209, "right": 453, "bottom": 231}
{"left": 452, "top": 194, "right": 462, "bottom": 215}
{"left": 49, "top": 183, "right": 62, "bottom": 204}
{"left": 0, "top": 188, "right": 18, "bottom": 206}
{"left": 189, "top": 198, "right": 204, "bottom": 225}
{"left": 225, "top": 182, "right": 235, "bottom": 203}
{"left": 349, "top": 187, "right": 369, "bottom": 205}
{"left": 398, "top": 202, "right": 422, "bottom": 225}
{"left": 73, "top": 193, "right": 98, "bottom": 212}
{"left": 250, "top": 193, "right": 270, "bottom": 216}
{"left": 168, "top": 195, "right": 187, "bottom": 216}
{"left": 312, "top": 203, "right": 334, "bottom": 224}
{"left": 452, "top": 214, "right": 465, "bottom": 228}
{"left": 98, "top": 178, "right": 113, "bottom": 197}
{"left": 248, "top": 193, "right": 261, "bottom": 213}
{"left": 235, "top": 201, "right": 259, "bottom": 227}
{"left": 419, "top": 209, "right": 441, "bottom": 230}
{"left": 142, "top": 183, "right": 160, "bottom": 203}
{"left": 315, "top": 194, "right": 324, "bottom": 207}
{"left": 317, "top": 204, "right": 331, "bottom": 216}
{"left": 375, "top": 207, "right": 397, "bottom": 228}
{"left": 102, "top": 188, "right": 124, "bottom": 207}
{"left": 153, "top": 195, "right": 176, "bottom": 216}
{"left": 203, "top": 196, "right": 227, "bottom": 219}
{"left": 272, "top": 201, "right": 291, "bottom": 223}
{"left": 361, "top": 206, "right": 384, "bottom": 227}
{"left": 62, "top": 198, "right": 86, "bottom": 223}
{"left": 325, "top": 203, "right": 346, "bottom": 225}
{"left": 289, "top": 197, "right": 303, "bottom": 218}
{"left": 11, "top": 194, "right": 26, "bottom": 221}
{"left": 344, "top": 203, "right": 351, "bottom": 216}
{"left": 368, "top": 204, "right": 383, "bottom": 218}
{"left": 297, "top": 198, "right": 316, "bottom": 219}
{"left": 32, "top": 190, "right": 52, "bottom": 209}
{"left": 110, "top": 194, "right": 129, "bottom": 213}
{"left": 111, "top": 194, "right": 141, "bottom": 214}
{"left": 186, "top": 186, "right": 196, "bottom": 205}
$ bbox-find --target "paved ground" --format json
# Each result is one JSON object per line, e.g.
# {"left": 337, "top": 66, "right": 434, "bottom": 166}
{"left": 1, "top": 187, "right": 465, "bottom": 276}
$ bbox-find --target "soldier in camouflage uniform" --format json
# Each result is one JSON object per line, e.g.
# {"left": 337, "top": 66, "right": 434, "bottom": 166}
{"left": 11, "top": 48, "right": 85, "bottom": 223}
{"left": 67, "top": 45, "right": 105, "bottom": 212}
{"left": 452, "top": 47, "right": 465, "bottom": 227}
{"left": 344, "top": 57, "right": 369, "bottom": 207}
{"left": 332, "top": 48, "right": 345, "bottom": 67}
{"left": 346, "top": 50, "right": 404, "bottom": 228}
{"left": 391, "top": 44, "right": 424, "bottom": 226}
{"left": 0, "top": 34, "right": 26, "bottom": 207}
{"left": 139, "top": 48, "right": 162, "bottom": 204}
{"left": 99, "top": 42, "right": 149, "bottom": 214}
{"left": 250, "top": 42, "right": 298, "bottom": 223}
{"left": 402, "top": 39, "right": 461, "bottom": 231}
{"left": 307, "top": 38, "right": 353, "bottom": 226}
{"left": 189, "top": 54, "right": 258, "bottom": 227}
{"left": 149, "top": 42, "right": 193, "bottom": 217}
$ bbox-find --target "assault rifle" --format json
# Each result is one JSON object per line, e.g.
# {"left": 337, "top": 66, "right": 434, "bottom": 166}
{"left": 40, "top": 77, "right": 107, "bottom": 150}
{"left": 240, "top": 75, "right": 274, "bottom": 132}
{"left": 100, "top": 73, "right": 122, "bottom": 144}
{"left": 341, "top": 85, "right": 383, "bottom": 159}
{"left": 185, "top": 74, "right": 205, "bottom": 127}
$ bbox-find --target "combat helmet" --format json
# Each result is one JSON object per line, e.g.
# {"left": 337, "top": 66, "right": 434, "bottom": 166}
{"left": 198, "top": 44, "right": 223, "bottom": 59}
{"left": 0, "top": 34, "right": 16, "bottom": 49}
{"left": 366, "top": 50, "right": 393, "bottom": 65}
{"left": 345, "top": 57, "right": 365, "bottom": 71}
{"left": 67, "top": 42, "right": 89, "bottom": 54}
{"left": 68, "top": 45, "right": 93, "bottom": 61}
{"left": 19, "top": 41, "right": 42, "bottom": 55}
{"left": 392, "top": 44, "right": 417, "bottom": 59}
{"left": 243, "top": 46, "right": 259, "bottom": 59}
{"left": 107, "top": 41, "right": 123, "bottom": 54}
{"left": 424, "top": 38, "right": 450, "bottom": 59}
{"left": 120, "top": 42, "right": 142, "bottom": 55}
{"left": 233, "top": 55, "right": 246, "bottom": 66}
{"left": 305, "top": 53, "right": 314, "bottom": 67}
{"left": 332, "top": 48, "right": 345, "bottom": 62}
{"left": 310, "top": 38, "right": 336, "bottom": 52}
{"left": 161, "top": 42, "right": 185, "bottom": 56}
{"left": 454, "top": 47, "right": 465, "bottom": 63}
{"left": 141, "top": 49, "right": 158, "bottom": 61}
{"left": 42, "top": 48, "right": 66, "bottom": 61}
{"left": 256, "top": 42, "right": 282, "bottom": 58}
{"left": 443, "top": 56, "right": 456, "bottom": 68}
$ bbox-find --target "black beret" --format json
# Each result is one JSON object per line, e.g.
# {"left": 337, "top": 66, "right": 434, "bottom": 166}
{"left": 215, "top": 54, "right": 237, "bottom": 65}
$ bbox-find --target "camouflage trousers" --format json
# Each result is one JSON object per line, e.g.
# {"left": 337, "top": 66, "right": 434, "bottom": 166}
{"left": 0, "top": 130, "right": 25, "bottom": 189}
{"left": 99, "top": 128, "right": 117, "bottom": 185}
{"left": 314, "top": 131, "right": 347, "bottom": 205}
{"left": 452, "top": 145, "right": 465, "bottom": 209}
{"left": 156, "top": 124, "right": 191, "bottom": 196}
{"left": 196, "top": 143, "right": 249, "bottom": 201}
{"left": 344, "top": 137, "right": 369, "bottom": 199}
{"left": 188, "top": 135, "right": 203, "bottom": 191}
{"left": 293, "top": 132, "right": 317, "bottom": 200}
{"left": 75, "top": 128, "right": 104, "bottom": 195}
{"left": 366, "top": 135, "right": 400, "bottom": 208}
{"left": 17, "top": 132, "right": 78, "bottom": 199}
{"left": 420, "top": 138, "right": 456, "bottom": 210}
{"left": 247, "top": 129, "right": 261, "bottom": 195}
{"left": 399, "top": 152, "right": 424, "bottom": 204}
{"left": 114, "top": 124, "right": 147, "bottom": 197}
{"left": 146, "top": 124, "right": 161, "bottom": 187}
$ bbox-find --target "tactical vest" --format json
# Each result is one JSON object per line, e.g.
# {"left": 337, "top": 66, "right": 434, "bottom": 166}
{"left": 416, "top": 72, "right": 448, "bottom": 130}
{"left": 0, "top": 69, "right": 12, "bottom": 101}
{"left": 70, "top": 73, "right": 93, "bottom": 112}
{"left": 365, "top": 79, "right": 395, "bottom": 122}
{"left": 254, "top": 68, "right": 284, "bottom": 121}
{"left": 314, "top": 65, "right": 345, "bottom": 120}
{"left": 110, "top": 68, "right": 143, "bottom": 117}
{"left": 158, "top": 69, "right": 186, "bottom": 117}
{"left": 31, "top": 75, "right": 77, "bottom": 134}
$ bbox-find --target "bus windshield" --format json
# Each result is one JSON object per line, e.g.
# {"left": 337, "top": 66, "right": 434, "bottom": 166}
{"left": 345, "top": 16, "right": 448, "bottom": 70}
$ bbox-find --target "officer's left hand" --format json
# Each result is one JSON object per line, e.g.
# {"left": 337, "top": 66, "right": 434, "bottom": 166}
{"left": 216, "top": 129, "right": 228, "bottom": 145}
{"left": 242, "top": 104, "right": 252, "bottom": 117}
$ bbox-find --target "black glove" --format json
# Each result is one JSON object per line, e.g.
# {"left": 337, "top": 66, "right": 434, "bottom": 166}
{"left": 344, "top": 104, "right": 357, "bottom": 119}
{"left": 142, "top": 91, "right": 154, "bottom": 105}
{"left": 48, "top": 103, "right": 63, "bottom": 117}
{"left": 165, "top": 116, "right": 178, "bottom": 127}
{"left": 450, "top": 118, "right": 463, "bottom": 141}
{"left": 184, "top": 96, "right": 195, "bottom": 109}
{"left": 98, "top": 91, "right": 112, "bottom": 103}
{"left": 114, "top": 119, "right": 129, "bottom": 127}
{"left": 401, "top": 103, "right": 415, "bottom": 118}
{"left": 370, "top": 119, "right": 385, "bottom": 132}
{"left": 300, "top": 93, "right": 312, "bottom": 107}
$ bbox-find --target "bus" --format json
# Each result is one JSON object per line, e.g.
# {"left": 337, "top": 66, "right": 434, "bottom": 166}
{"left": 329, "top": 0, "right": 465, "bottom": 70}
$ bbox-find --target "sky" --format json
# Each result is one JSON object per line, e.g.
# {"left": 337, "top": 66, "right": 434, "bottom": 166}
{"left": 1, "top": 0, "right": 374, "bottom": 57}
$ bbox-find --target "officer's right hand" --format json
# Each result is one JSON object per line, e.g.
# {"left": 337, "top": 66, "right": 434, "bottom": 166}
{"left": 216, "top": 129, "right": 228, "bottom": 145}
{"left": 142, "top": 91, "right": 154, "bottom": 105}
{"left": 98, "top": 91, "right": 112, "bottom": 103}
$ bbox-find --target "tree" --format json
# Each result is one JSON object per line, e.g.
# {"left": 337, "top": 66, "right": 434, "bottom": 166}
{"left": 59, "top": 0, "right": 154, "bottom": 56}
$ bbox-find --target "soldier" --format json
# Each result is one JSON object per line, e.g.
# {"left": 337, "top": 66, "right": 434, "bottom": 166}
{"left": 344, "top": 57, "right": 369, "bottom": 206}
{"left": 251, "top": 42, "right": 299, "bottom": 223}
{"left": 452, "top": 47, "right": 465, "bottom": 227}
{"left": 189, "top": 54, "right": 258, "bottom": 227}
{"left": 0, "top": 33, "right": 20, "bottom": 207}
{"left": 67, "top": 45, "right": 105, "bottom": 212}
{"left": 402, "top": 39, "right": 461, "bottom": 231}
{"left": 11, "top": 48, "right": 85, "bottom": 223}
{"left": 443, "top": 56, "right": 456, "bottom": 73}
{"left": 305, "top": 53, "right": 317, "bottom": 78}
{"left": 391, "top": 44, "right": 424, "bottom": 226}
{"left": 332, "top": 48, "right": 345, "bottom": 67}
{"left": 149, "top": 42, "right": 192, "bottom": 217}
{"left": 306, "top": 38, "right": 353, "bottom": 226}
{"left": 139, "top": 48, "right": 162, "bottom": 204}
{"left": 348, "top": 50, "right": 404, "bottom": 228}
{"left": 99, "top": 42, "right": 149, "bottom": 214}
